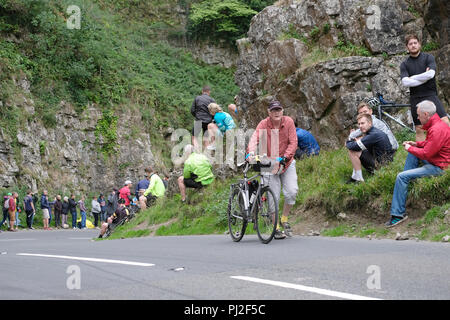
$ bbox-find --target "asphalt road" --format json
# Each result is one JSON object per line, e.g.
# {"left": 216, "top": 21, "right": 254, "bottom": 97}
{"left": 1, "top": 229, "right": 449, "bottom": 301}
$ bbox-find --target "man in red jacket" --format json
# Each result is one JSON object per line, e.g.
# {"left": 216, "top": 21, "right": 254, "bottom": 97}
{"left": 386, "top": 100, "right": 449, "bottom": 227}
{"left": 119, "top": 180, "right": 133, "bottom": 206}
{"left": 247, "top": 100, "right": 298, "bottom": 239}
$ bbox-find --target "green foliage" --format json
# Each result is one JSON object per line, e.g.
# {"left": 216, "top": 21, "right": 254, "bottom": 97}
{"left": 95, "top": 109, "right": 118, "bottom": 157}
{"left": 422, "top": 41, "right": 440, "bottom": 52}
{"left": 0, "top": 0, "right": 239, "bottom": 164}
{"left": 188, "top": 0, "right": 257, "bottom": 46}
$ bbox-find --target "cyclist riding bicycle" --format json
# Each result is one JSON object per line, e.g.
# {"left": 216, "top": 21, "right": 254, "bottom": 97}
{"left": 247, "top": 100, "right": 298, "bottom": 239}
{"left": 98, "top": 198, "right": 129, "bottom": 238}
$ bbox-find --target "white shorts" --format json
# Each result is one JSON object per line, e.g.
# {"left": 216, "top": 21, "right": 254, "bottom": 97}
{"left": 42, "top": 208, "right": 50, "bottom": 219}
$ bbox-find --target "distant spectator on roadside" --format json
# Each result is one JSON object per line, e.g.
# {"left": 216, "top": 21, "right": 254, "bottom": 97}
{"left": 41, "top": 190, "right": 52, "bottom": 231}
{"left": 69, "top": 194, "right": 78, "bottom": 229}
{"left": 98, "top": 194, "right": 107, "bottom": 223}
{"left": 91, "top": 196, "right": 101, "bottom": 229}
{"left": 23, "top": 190, "right": 36, "bottom": 230}
{"left": 119, "top": 181, "right": 133, "bottom": 207}
{"left": 177, "top": 144, "right": 214, "bottom": 202}
{"left": 61, "top": 196, "right": 70, "bottom": 228}
{"left": 78, "top": 196, "right": 87, "bottom": 229}
{"left": 1, "top": 193, "right": 11, "bottom": 230}
{"left": 48, "top": 197, "right": 56, "bottom": 227}
{"left": 6, "top": 193, "right": 17, "bottom": 232}
{"left": 53, "top": 195, "right": 63, "bottom": 229}
{"left": 106, "top": 188, "right": 118, "bottom": 218}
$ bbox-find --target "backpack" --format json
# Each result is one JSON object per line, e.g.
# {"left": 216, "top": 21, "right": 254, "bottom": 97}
{"left": 4, "top": 198, "right": 9, "bottom": 209}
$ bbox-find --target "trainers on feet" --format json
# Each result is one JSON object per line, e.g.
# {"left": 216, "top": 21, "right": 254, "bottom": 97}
{"left": 274, "top": 229, "right": 286, "bottom": 240}
{"left": 282, "top": 222, "right": 293, "bottom": 237}
{"left": 385, "top": 215, "right": 408, "bottom": 228}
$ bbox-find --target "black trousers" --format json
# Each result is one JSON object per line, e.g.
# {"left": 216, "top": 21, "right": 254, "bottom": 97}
{"left": 25, "top": 210, "right": 34, "bottom": 228}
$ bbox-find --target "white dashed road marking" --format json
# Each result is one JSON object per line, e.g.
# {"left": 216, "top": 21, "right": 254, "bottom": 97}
{"left": 16, "top": 253, "right": 155, "bottom": 267}
{"left": 231, "top": 276, "right": 382, "bottom": 300}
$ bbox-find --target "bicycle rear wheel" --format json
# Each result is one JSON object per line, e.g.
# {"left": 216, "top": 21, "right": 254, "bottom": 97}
{"left": 255, "top": 187, "right": 278, "bottom": 244}
{"left": 227, "top": 186, "right": 247, "bottom": 242}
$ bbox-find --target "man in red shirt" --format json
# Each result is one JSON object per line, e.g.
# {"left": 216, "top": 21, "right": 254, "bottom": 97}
{"left": 386, "top": 100, "right": 449, "bottom": 227}
{"left": 119, "top": 180, "right": 133, "bottom": 206}
{"left": 247, "top": 100, "right": 298, "bottom": 239}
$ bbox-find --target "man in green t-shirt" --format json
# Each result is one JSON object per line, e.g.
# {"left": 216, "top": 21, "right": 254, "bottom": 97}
{"left": 142, "top": 167, "right": 166, "bottom": 208}
{"left": 177, "top": 144, "right": 214, "bottom": 202}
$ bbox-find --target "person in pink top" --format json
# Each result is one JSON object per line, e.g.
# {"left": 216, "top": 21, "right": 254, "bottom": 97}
{"left": 247, "top": 100, "right": 298, "bottom": 239}
{"left": 119, "top": 180, "right": 133, "bottom": 206}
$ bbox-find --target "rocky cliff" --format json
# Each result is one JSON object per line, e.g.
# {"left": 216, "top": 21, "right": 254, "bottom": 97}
{"left": 236, "top": 0, "right": 450, "bottom": 147}
{"left": 0, "top": 80, "right": 157, "bottom": 194}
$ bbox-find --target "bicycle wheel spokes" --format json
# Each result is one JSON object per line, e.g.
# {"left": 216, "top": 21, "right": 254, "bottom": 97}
{"left": 228, "top": 187, "right": 247, "bottom": 242}
{"left": 255, "top": 187, "right": 278, "bottom": 244}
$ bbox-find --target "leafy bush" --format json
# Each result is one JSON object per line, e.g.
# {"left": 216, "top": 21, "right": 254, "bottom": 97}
{"left": 187, "top": 0, "right": 258, "bottom": 46}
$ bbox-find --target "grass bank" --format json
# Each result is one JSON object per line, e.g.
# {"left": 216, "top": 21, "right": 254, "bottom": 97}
{"left": 110, "top": 143, "right": 449, "bottom": 242}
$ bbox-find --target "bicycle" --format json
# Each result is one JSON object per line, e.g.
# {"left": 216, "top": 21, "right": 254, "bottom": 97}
{"left": 227, "top": 155, "right": 279, "bottom": 244}
{"left": 366, "top": 92, "right": 414, "bottom": 133}
{"left": 103, "top": 203, "right": 139, "bottom": 238}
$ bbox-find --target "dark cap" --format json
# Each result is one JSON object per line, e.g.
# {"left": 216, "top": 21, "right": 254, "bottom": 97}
{"left": 268, "top": 100, "right": 283, "bottom": 111}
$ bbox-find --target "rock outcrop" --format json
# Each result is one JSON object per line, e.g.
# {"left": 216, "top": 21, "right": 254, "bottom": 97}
{"left": 236, "top": 0, "right": 449, "bottom": 147}
{"left": 0, "top": 84, "right": 158, "bottom": 194}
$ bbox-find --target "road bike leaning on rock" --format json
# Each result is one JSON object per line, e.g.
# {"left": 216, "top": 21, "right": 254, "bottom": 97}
{"left": 227, "top": 155, "right": 280, "bottom": 244}
{"left": 366, "top": 92, "right": 414, "bottom": 133}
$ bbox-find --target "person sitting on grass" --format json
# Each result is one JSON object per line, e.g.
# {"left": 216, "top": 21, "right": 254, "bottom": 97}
{"left": 386, "top": 100, "right": 450, "bottom": 228}
{"left": 98, "top": 198, "right": 129, "bottom": 238}
{"left": 142, "top": 167, "right": 166, "bottom": 208}
{"left": 177, "top": 144, "right": 214, "bottom": 202}
{"left": 345, "top": 113, "right": 394, "bottom": 183}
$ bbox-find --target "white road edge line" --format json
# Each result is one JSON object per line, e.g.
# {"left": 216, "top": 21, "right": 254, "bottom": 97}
{"left": 231, "top": 276, "right": 382, "bottom": 300}
{"left": 0, "top": 239, "right": 36, "bottom": 242}
{"left": 16, "top": 253, "right": 155, "bottom": 267}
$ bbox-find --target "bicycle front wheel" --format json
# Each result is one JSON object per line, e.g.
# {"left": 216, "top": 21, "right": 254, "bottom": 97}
{"left": 227, "top": 186, "right": 247, "bottom": 242}
{"left": 255, "top": 187, "right": 278, "bottom": 244}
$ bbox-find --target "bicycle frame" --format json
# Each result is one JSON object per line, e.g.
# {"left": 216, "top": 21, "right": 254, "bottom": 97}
{"left": 238, "top": 161, "right": 269, "bottom": 222}
{"left": 377, "top": 103, "right": 415, "bottom": 133}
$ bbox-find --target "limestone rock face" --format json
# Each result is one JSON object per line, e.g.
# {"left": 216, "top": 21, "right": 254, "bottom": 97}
{"left": 0, "top": 96, "right": 157, "bottom": 195}
{"left": 236, "top": 0, "right": 449, "bottom": 147}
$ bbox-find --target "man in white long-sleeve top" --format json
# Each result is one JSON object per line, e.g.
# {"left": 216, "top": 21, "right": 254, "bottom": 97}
{"left": 400, "top": 34, "right": 449, "bottom": 141}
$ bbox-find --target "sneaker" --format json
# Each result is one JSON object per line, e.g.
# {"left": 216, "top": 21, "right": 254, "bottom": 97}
{"left": 274, "top": 229, "right": 286, "bottom": 240}
{"left": 385, "top": 215, "right": 408, "bottom": 228}
{"left": 206, "top": 144, "right": 216, "bottom": 151}
{"left": 282, "top": 222, "right": 293, "bottom": 237}
{"left": 346, "top": 178, "right": 362, "bottom": 184}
